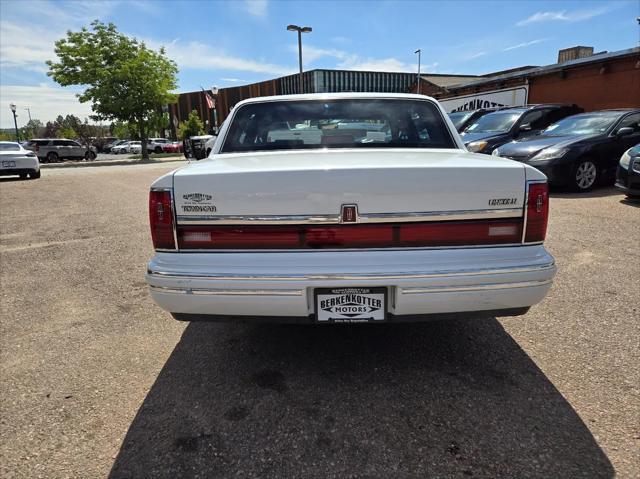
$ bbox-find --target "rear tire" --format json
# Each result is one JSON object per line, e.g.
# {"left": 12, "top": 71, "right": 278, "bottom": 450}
{"left": 570, "top": 159, "right": 598, "bottom": 192}
{"left": 29, "top": 170, "right": 41, "bottom": 179}
{"left": 154, "top": 146, "right": 163, "bottom": 154}
{"left": 85, "top": 151, "right": 96, "bottom": 161}
{"left": 47, "top": 152, "right": 58, "bottom": 163}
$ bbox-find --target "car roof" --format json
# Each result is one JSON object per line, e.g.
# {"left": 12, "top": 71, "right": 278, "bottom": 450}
{"left": 233, "top": 92, "right": 439, "bottom": 108}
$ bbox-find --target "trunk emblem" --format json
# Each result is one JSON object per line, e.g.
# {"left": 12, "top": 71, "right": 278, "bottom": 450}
{"left": 183, "top": 193, "right": 212, "bottom": 203}
{"left": 341, "top": 204, "right": 358, "bottom": 223}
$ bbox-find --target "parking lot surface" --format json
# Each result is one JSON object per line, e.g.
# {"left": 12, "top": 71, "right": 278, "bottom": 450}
{"left": 1, "top": 165, "right": 638, "bottom": 478}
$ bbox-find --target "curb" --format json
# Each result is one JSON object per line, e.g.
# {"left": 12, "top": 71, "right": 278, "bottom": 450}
{"left": 40, "top": 156, "right": 185, "bottom": 169}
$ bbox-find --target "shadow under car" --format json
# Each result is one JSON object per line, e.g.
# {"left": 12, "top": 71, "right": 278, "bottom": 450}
{"left": 110, "top": 318, "right": 613, "bottom": 478}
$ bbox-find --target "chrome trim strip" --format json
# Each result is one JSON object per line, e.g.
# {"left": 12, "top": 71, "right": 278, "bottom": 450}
{"left": 155, "top": 242, "right": 528, "bottom": 253}
{"left": 146, "top": 261, "right": 555, "bottom": 281}
{"left": 176, "top": 208, "right": 523, "bottom": 225}
{"left": 400, "top": 279, "right": 553, "bottom": 294}
{"left": 149, "top": 285, "right": 304, "bottom": 296}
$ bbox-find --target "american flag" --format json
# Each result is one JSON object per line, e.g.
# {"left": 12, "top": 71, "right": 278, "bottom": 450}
{"left": 202, "top": 88, "right": 215, "bottom": 110}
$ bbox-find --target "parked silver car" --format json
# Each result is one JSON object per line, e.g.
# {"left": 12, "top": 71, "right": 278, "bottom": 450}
{"left": 25, "top": 138, "right": 97, "bottom": 163}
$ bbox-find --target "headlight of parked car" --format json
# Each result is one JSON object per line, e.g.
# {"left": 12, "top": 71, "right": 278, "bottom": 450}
{"left": 491, "top": 148, "right": 501, "bottom": 157}
{"left": 530, "top": 147, "right": 569, "bottom": 162}
{"left": 619, "top": 149, "right": 631, "bottom": 169}
{"left": 467, "top": 140, "right": 488, "bottom": 153}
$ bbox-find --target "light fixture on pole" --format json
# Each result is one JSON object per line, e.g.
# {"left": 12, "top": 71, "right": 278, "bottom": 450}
{"left": 9, "top": 103, "right": 19, "bottom": 141}
{"left": 415, "top": 49, "right": 422, "bottom": 95}
{"left": 287, "top": 24, "right": 312, "bottom": 94}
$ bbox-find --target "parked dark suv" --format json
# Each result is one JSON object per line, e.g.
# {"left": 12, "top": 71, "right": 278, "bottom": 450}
{"left": 460, "top": 104, "right": 583, "bottom": 154}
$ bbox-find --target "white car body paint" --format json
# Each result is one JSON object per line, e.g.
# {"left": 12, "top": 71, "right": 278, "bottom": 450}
{"left": 146, "top": 93, "right": 555, "bottom": 322}
{"left": 0, "top": 142, "right": 40, "bottom": 178}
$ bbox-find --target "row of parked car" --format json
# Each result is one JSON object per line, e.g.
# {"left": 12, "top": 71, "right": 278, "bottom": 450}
{"left": 104, "top": 138, "right": 184, "bottom": 154}
{"left": 448, "top": 104, "right": 640, "bottom": 192}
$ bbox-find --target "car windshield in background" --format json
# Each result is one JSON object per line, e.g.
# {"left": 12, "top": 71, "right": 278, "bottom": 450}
{"left": 540, "top": 112, "right": 620, "bottom": 136}
{"left": 464, "top": 110, "right": 524, "bottom": 134}
{"left": 0, "top": 143, "right": 20, "bottom": 151}
{"left": 221, "top": 99, "right": 456, "bottom": 153}
{"left": 448, "top": 111, "right": 473, "bottom": 129}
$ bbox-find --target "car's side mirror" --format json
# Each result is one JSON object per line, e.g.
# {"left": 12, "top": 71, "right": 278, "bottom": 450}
{"left": 616, "top": 127, "right": 634, "bottom": 137}
{"left": 519, "top": 123, "right": 532, "bottom": 132}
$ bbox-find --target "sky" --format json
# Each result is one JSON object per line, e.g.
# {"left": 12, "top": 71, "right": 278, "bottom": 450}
{"left": 0, "top": 0, "right": 638, "bottom": 128}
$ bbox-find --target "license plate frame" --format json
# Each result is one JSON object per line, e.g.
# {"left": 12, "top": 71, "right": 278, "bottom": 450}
{"left": 314, "top": 287, "right": 388, "bottom": 323}
{"left": 2, "top": 161, "right": 16, "bottom": 167}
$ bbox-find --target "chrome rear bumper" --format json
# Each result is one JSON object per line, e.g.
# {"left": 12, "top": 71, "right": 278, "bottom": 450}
{"left": 146, "top": 245, "right": 556, "bottom": 321}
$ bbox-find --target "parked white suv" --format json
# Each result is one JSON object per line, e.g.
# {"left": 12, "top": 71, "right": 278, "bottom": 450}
{"left": 25, "top": 138, "right": 97, "bottom": 163}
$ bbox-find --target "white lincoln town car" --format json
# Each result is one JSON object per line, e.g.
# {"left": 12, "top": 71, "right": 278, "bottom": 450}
{"left": 145, "top": 93, "right": 556, "bottom": 323}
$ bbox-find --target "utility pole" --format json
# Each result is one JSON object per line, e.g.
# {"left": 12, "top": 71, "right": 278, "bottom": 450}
{"left": 287, "top": 24, "right": 312, "bottom": 94}
{"left": 24, "top": 108, "right": 32, "bottom": 122}
{"left": 415, "top": 49, "right": 422, "bottom": 94}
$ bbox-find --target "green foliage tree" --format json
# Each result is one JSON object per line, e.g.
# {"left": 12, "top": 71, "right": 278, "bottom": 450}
{"left": 47, "top": 21, "right": 178, "bottom": 160}
{"left": 0, "top": 131, "right": 17, "bottom": 141}
{"left": 20, "top": 119, "right": 44, "bottom": 140}
{"left": 58, "top": 126, "right": 77, "bottom": 139}
{"left": 177, "top": 110, "right": 205, "bottom": 140}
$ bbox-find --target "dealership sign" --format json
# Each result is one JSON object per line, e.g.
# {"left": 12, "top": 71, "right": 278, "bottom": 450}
{"left": 440, "top": 85, "right": 529, "bottom": 113}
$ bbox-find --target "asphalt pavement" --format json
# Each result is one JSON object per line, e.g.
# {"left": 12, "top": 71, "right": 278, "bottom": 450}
{"left": 1, "top": 164, "right": 638, "bottom": 478}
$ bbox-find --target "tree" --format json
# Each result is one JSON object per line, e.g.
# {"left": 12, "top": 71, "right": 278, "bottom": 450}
{"left": 58, "top": 126, "right": 77, "bottom": 139}
{"left": 112, "top": 121, "right": 138, "bottom": 140}
{"left": 47, "top": 21, "right": 178, "bottom": 160}
{"left": 44, "top": 121, "right": 59, "bottom": 138}
{"left": 20, "top": 119, "right": 44, "bottom": 140}
{"left": 177, "top": 110, "right": 205, "bottom": 140}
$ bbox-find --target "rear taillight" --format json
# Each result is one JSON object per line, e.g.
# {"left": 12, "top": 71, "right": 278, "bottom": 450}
{"left": 149, "top": 190, "right": 176, "bottom": 249}
{"left": 524, "top": 182, "right": 549, "bottom": 243}
{"left": 177, "top": 219, "right": 523, "bottom": 249}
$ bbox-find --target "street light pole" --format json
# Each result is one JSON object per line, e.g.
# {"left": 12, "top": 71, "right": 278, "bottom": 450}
{"left": 9, "top": 103, "right": 19, "bottom": 142}
{"left": 415, "top": 49, "right": 422, "bottom": 95}
{"left": 287, "top": 24, "right": 312, "bottom": 94}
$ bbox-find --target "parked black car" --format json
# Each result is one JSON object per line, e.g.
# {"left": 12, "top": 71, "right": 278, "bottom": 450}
{"left": 460, "top": 104, "right": 583, "bottom": 154}
{"left": 494, "top": 109, "right": 640, "bottom": 191}
{"left": 448, "top": 108, "right": 501, "bottom": 133}
{"left": 616, "top": 144, "right": 640, "bottom": 198}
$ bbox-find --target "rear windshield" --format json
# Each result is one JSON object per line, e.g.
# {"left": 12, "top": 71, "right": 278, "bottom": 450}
{"left": 0, "top": 143, "right": 20, "bottom": 151}
{"left": 221, "top": 99, "right": 456, "bottom": 153}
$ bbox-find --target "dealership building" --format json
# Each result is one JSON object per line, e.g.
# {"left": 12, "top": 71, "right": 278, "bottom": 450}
{"left": 167, "top": 45, "right": 639, "bottom": 137}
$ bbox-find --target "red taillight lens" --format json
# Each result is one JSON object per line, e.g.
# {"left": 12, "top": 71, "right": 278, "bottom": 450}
{"left": 399, "top": 220, "right": 522, "bottom": 246}
{"left": 177, "top": 219, "right": 523, "bottom": 249}
{"left": 524, "top": 182, "right": 549, "bottom": 243}
{"left": 149, "top": 190, "right": 176, "bottom": 249}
